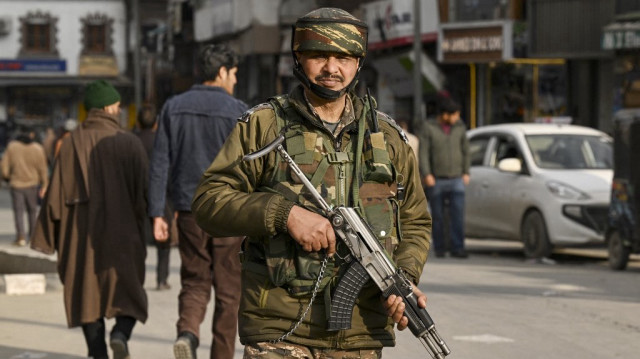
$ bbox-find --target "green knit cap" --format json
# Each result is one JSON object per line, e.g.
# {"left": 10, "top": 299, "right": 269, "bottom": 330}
{"left": 84, "top": 80, "right": 121, "bottom": 110}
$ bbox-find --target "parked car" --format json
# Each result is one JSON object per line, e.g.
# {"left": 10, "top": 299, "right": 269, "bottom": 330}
{"left": 465, "top": 123, "right": 613, "bottom": 258}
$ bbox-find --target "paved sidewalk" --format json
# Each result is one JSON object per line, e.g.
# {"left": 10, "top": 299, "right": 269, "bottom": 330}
{"left": 0, "top": 186, "right": 242, "bottom": 358}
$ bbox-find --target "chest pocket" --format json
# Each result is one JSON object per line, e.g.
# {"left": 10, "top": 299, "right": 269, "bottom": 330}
{"left": 361, "top": 130, "right": 400, "bottom": 252}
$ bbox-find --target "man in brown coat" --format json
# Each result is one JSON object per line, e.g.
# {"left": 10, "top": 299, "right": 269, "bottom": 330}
{"left": 31, "top": 80, "right": 149, "bottom": 359}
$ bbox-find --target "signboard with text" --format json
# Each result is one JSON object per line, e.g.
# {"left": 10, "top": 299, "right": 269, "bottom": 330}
{"left": 438, "top": 21, "right": 513, "bottom": 63}
{"left": 362, "top": 0, "right": 439, "bottom": 50}
{"left": 0, "top": 59, "right": 67, "bottom": 72}
{"left": 602, "top": 22, "right": 640, "bottom": 50}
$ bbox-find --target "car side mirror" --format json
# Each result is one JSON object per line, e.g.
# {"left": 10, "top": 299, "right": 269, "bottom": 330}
{"left": 498, "top": 158, "right": 522, "bottom": 173}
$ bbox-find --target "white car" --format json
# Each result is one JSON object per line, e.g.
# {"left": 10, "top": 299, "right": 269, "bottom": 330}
{"left": 465, "top": 123, "right": 613, "bottom": 258}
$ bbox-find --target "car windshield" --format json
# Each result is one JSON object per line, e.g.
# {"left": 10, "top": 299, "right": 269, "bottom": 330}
{"left": 525, "top": 134, "right": 612, "bottom": 169}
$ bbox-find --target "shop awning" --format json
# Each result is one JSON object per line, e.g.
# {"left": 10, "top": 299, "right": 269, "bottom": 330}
{"left": 371, "top": 51, "right": 444, "bottom": 97}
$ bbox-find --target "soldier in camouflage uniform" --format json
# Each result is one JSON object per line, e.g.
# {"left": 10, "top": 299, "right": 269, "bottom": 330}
{"left": 192, "top": 7, "right": 432, "bottom": 359}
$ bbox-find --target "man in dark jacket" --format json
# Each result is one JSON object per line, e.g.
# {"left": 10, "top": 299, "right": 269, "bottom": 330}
{"left": 148, "top": 44, "right": 248, "bottom": 359}
{"left": 418, "top": 97, "right": 470, "bottom": 258}
{"left": 31, "top": 80, "right": 148, "bottom": 359}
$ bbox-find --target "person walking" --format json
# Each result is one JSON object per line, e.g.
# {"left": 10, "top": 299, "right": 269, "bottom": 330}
{"left": 1, "top": 128, "right": 48, "bottom": 246}
{"left": 148, "top": 44, "right": 248, "bottom": 359}
{"left": 135, "top": 104, "right": 173, "bottom": 291}
{"left": 191, "top": 8, "right": 431, "bottom": 358}
{"left": 31, "top": 80, "right": 149, "bottom": 359}
{"left": 417, "top": 97, "right": 470, "bottom": 258}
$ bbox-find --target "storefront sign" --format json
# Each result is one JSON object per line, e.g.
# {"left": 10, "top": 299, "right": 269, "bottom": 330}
{"left": 438, "top": 21, "right": 513, "bottom": 63}
{"left": 602, "top": 22, "right": 640, "bottom": 50}
{"left": 78, "top": 56, "right": 119, "bottom": 76}
{"left": 362, "top": 0, "right": 439, "bottom": 50}
{"left": 0, "top": 59, "right": 66, "bottom": 72}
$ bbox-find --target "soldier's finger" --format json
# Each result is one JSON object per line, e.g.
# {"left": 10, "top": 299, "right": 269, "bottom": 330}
{"left": 392, "top": 302, "right": 405, "bottom": 323}
{"left": 397, "top": 316, "right": 409, "bottom": 331}
{"left": 326, "top": 227, "right": 336, "bottom": 256}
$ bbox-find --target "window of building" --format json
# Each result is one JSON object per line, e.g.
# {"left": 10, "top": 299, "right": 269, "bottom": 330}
{"left": 19, "top": 12, "right": 58, "bottom": 57}
{"left": 81, "top": 13, "right": 113, "bottom": 55}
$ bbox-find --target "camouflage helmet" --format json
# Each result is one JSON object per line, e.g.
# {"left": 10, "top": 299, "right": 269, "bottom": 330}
{"left": 291, "top": 8, "right": 368, "bottom": 100}
{"left": 292, "top": 8, "right": 368, "bottom": 58}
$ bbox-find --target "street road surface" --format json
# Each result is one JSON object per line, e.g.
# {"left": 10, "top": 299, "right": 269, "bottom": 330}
{"left": 0, "top": 180, "right": 638, "bottom": 359}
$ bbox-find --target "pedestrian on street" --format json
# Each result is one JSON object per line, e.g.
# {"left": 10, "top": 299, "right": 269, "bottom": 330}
{"left": 148, "top": 44, "right": 248, "bottom": 359}
{"left": 53, "top": 118, "right": 78, "bottom": 159}
{"left": 1, "top": 128, "right": 48, "bottom": 246}
{"left": 31, "top": 80, "right": 149, "bottom": 359}
{"left": 417, "top": 97, "right": 470, "bottom": 258}
{"left": 135, "top": 104, "right": 174, "bottom": 291}
{"left": 191, "top": 8, "right": 431, "bottom": 358}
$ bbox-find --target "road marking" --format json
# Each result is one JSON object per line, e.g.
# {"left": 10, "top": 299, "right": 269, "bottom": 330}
{"left": 549, "top": 284, "right": 587, "bottom": 291}
{"left": 453, "top": 334, "right": 515, "bottom": 344}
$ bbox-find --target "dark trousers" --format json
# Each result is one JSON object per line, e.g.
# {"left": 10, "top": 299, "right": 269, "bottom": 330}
{"left": 176, "top": 211, "right": 243, "bottom": 359}
{"left": 426, "top": 177, "right": 466, "bottom": 254}
{"left": 10, "top": 186, "right": 39, "bottom": 240}
{"left": 157, "top": 239, "right": 171, "bottom": 285}
{"left": 81, "top": 316, "right": 136, "bottom": 359}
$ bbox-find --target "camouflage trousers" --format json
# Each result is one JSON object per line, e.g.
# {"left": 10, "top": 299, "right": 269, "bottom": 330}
{"left": 243, "top": 342, "right": 382, "bottom": 359}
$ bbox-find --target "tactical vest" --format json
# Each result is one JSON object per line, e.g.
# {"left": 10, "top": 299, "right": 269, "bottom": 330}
{"left": 244, "top": 94, "right": 403, "bottom": 299}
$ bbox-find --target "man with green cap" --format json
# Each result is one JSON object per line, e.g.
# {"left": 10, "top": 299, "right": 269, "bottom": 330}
{"left": 32, "top": 79, "right": 149, "bottom": 359}
{"left": 192, "top": 8, "right": 432, "bottom": 358}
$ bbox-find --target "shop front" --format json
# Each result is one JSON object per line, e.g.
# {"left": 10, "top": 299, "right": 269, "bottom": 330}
{"left": 602, "top": 16, "right": 640, "bottom": 113}
{"left": 438, "top": 21, "right": 568, "bottom": 128}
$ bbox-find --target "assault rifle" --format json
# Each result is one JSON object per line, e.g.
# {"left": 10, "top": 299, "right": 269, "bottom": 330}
{"left": 243, "top": 133, "right": 451, "bottom": 359}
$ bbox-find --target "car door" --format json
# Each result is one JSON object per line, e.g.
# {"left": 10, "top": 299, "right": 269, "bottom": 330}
{"left": 465, "top": 134, "right": 495, "bottom": 237}
{"left": 478, "top": 134, "right": 527, "bottom": 238}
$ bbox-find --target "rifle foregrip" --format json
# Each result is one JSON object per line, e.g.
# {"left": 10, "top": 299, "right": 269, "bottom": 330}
{"left": 383, "top": 283, "right": 434, "bottom": 337}
{"left": 327, "top": 261, "right": 370, "bottom": 331}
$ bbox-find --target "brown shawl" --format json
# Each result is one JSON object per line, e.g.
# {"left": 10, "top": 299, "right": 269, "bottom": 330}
{"left": 32, "top": 109, "right": 149, "bottom": 327}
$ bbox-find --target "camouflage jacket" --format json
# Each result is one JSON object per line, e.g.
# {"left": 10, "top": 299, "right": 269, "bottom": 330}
{"left": 192, "top": 85, "right": 431, "bottom": 349}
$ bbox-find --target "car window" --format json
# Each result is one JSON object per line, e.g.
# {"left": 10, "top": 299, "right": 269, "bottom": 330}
{"left": 526, "top": 134, "right": 612, "bottom": 169}
{"left": 469, "top": 136, "right": 490, "bottom": 166}
{"left": 491, "top": 136, "right": 521, "bottom": 168}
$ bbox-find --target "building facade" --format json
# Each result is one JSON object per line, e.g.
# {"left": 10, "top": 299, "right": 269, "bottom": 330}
{"left": 0, "top": 0, "right": 130, "bottom": 144}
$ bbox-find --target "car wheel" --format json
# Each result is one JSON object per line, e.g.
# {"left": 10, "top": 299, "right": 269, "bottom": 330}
{"left": 607, "top": 230, "right": 630, "bottom": 271}
{"left": 521, "top": 211, "right": 552, "bottom": 258}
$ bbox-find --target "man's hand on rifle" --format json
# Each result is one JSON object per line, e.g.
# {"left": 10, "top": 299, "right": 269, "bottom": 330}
{"left": 384, "top": 286, "right": 428, "bottom": 330}
{"left": 287, "top": 205, "right": 337, "bottom": 256}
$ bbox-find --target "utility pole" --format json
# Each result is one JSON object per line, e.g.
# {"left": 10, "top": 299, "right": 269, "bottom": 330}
{"left": 413, "top": 0, "right": 422, "bottom": 129}
{"left": 132, "top": 0, "right": 142, "bottom": 112}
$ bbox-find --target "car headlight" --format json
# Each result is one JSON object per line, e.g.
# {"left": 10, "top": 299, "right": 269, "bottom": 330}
{"left": 546, "top": 180, "right": 591, "bottom": 200}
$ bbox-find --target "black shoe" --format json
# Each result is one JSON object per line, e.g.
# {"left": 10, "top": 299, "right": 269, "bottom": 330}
{"left": 434, "top": 252, "right": 446, "bottom": 258}
{"left": 109, "top": 331, "right": 130, "bottom": 359}
{"left": 174, "top": 331, "right": 198, "bottom": 359}
{"left": 450, "top": 251, "right": 469, "bottom": 259}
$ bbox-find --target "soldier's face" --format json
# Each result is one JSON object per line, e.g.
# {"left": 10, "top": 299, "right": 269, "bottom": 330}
{"left": 298, "top": 51, "right": 359, "bottom": 92}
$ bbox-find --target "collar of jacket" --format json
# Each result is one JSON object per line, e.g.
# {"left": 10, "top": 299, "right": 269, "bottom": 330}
{"left": 85, "top": 108, "right": 121, "bottom": 129}
{"left": 286, "top": 85, "right": 366, "bottom": 132}
{"left": 189, "top": 84, "right": 229, "bottom": 94}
